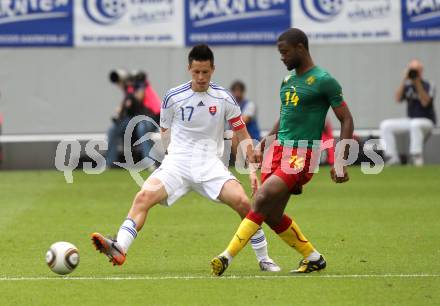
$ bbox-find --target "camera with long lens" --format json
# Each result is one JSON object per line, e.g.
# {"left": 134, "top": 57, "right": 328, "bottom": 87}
{"left": 109, "top": 69, "right": 147, "bottom": 88}
{"left": 408, "top": 69, "right": 418, "bottom": 80}
{"left": 109, "top": 69, "right": 148, "bottom": 123}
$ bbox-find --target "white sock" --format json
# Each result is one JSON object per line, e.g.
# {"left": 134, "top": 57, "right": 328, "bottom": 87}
{"left": 250, "top": 228, "right": 270, "bottom": 262}
{"left": 306, "top": 250, "right": 321, "bottom": 261}
{"left": 116, "top": 218, "right": 138, "bottom": 253}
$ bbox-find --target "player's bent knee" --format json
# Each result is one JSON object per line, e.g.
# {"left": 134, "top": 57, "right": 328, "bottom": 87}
{"left": 237, "top": 196, "right": 251, "bottom": 216}
{"left": 254, "top": 189, "right": 272, "bottom": 207}
{"left": 239, "top": 195, "right": 250, "bottom": 207}
{"left": 252, "top": 189, "right": 277, "bottom": 216}
{"left": 228, "top": 195, "right": 250, "bottom": 218}
{"left": 133, "top": 190, "right": 159, "bottom": 211}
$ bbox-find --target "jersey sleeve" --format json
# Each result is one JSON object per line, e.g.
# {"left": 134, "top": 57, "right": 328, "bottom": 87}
{"left": 224, "top": 95, "right": 241, "bottom": 121}
{"left": 320, "top": 75, "right": 344, "bottom": 108}
{"left": 160, "top": 95, "right": 174, "bottom": 129}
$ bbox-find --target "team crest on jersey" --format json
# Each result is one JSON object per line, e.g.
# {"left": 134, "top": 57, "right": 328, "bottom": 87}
{"left": 306, "top": 76, "right": 316, "bottom": 85}
{"left": 289, "top": 155, "right": 305, "bottom": 171}
{"left": 209, "top": 106, "right": 217, "bottom": 115}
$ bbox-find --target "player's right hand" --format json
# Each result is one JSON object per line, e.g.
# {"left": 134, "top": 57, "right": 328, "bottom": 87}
{"left": 254, "top": 138, "right": 267, "bottom": 166}
{"left": 249, "top": 171, "right": 260, "bottom": 197}
{"left": 330, "top": 167, "right": 349, "bottom": 183}
{"left": 254, "top": 149, "right": 263, "bottom": 165}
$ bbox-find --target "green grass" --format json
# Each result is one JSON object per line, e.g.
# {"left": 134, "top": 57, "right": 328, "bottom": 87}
{"left": 0, "top": 166, "right": 439, "bottom": 306}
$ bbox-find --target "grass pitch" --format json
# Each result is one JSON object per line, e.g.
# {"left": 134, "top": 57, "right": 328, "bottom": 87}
{"left": 0, "top": 166, "right": 439, "bottom": 306}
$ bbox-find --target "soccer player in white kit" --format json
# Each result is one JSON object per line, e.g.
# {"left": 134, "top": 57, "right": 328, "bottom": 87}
{"left": 91, "top": 44, "right": 280, "bottom": 272}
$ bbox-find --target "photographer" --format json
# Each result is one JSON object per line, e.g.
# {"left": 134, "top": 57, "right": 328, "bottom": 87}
{"left": 106, "top": 70, "right": 159, "bottom": 168}
{"left": 380, "top": 59, "right": 436, "bottom": 166}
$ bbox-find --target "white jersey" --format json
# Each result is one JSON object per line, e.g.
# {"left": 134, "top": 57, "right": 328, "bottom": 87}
{"left": 160, "top": 81, "right": 241, "bottom": 159}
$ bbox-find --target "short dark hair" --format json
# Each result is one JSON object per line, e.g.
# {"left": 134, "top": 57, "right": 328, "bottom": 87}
{"left": 278, "top": 28, "right": 309, "bottom": 51}
{"left": 188, "top": 44, "right": 214, "bottom": 65}
{"left": 230, "top": 80, "right": 246, "bottom": 92}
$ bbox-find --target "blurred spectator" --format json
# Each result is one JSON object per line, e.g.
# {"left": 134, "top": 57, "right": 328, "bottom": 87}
{"left": 106, "top": 70, "right": 160, "bottom": 168}
{"left": 230, "top": 80, "right": 261, "bottom": 159}
{"left": 380, "top": 59, "right": 436, "bottom": 166}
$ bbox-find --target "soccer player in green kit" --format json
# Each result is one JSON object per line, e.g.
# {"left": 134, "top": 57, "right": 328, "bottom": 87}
{"left": 211, "top": 28, "right": 354, "bottom": 276}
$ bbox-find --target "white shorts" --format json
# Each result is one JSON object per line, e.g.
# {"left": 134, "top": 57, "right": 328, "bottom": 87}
{"left": 144, "top": 155, "right": 237, "bottom": 206}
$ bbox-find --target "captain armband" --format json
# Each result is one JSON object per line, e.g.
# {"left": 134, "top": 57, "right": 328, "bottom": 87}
{"left": 228, "top": 116, "right": 245, "bottom": 131}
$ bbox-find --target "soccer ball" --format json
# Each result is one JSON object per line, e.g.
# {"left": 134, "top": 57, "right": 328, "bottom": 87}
{"left": 45, "top": 242, "right": 80, "bottom": 275}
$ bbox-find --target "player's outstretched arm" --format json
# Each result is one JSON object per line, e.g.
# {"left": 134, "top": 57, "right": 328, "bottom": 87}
{"left": 331, "top": 104, "right": 354, "bottom": 183}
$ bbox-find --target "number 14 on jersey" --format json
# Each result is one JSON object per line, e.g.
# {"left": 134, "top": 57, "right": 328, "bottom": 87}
{"left": 285, "top": 90, "right": 299, "bottom": 107}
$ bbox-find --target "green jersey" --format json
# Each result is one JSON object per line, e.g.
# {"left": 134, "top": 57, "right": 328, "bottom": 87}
{"left": 278, "top": 66, "right": 344, "bottom": 148}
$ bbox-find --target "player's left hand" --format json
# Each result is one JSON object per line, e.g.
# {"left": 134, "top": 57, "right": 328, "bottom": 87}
{"left": 330, "top": 166, "right": 349, "bottom": 183}
{"left": 249, "top": 171, "right": 260, "bottom": 197}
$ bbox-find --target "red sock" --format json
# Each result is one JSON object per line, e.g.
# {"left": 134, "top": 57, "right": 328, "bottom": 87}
{"left": 246, "top": 210, "right": 265, "bottom": 225}
{"left": 270, "top": 214, "right": 292, "bottom": 234}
